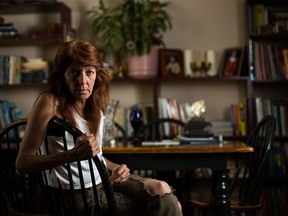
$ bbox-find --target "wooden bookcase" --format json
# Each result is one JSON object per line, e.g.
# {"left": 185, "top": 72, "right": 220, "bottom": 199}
{"left": 1, "top": 0, "right": 287, "bottom": 213}
{"left": 0, "top": 2, "right": 72, "bottom": 118}
{"left": 2, "top": 0, "right": 287, "bottom": 138}
{"left": 0, "top": 1, "right": 71, "bottom": 44}
{"left": 247, "top": 0, "right": 288, "bottom": 215}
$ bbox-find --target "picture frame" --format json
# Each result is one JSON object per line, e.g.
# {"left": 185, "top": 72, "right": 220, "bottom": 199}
{"left": 159, "top": 48, "right": 184, "bottom": 78}
{"left": 220, "top": 47, "right": 244, "bottom": 77}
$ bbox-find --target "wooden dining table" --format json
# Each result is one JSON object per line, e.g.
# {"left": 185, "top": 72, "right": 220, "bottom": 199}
{"left": 103, "top": 141, "right": 253, "bottom": 216}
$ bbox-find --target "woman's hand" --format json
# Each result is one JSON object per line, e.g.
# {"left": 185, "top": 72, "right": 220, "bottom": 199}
{"left": 110, "top": 164, "right": 130, "bottom": 184}
{"left": 73, "top": 133, "right": 100, "bottom": 161}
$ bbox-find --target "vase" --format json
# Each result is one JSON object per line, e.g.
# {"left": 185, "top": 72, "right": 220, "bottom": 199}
{"left": 126, "top": 46, "right": 159, "bottom": 79}
{"left": 103, "top": 99, "right": 119, "bottom": 147}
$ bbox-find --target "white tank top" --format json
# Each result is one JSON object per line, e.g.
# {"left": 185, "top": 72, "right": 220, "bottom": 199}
{"left": 41, "top": 111, "right": 105, "bottom": 189}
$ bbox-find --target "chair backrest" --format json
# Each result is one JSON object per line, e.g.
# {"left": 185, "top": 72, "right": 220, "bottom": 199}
{"left": 0, "top": 118, "right": 43, "bottom": 215}
{"left": 134, "top": 118, "right": 185, "bottom": 145}
{"left": 0, "top": 117, "right": 118, "bottom": 215}
{"left": 114, "top": 122, "right": 128, "bottom": 147}
{"left": 230, "top": 115, "right": 276, "bottom": 206}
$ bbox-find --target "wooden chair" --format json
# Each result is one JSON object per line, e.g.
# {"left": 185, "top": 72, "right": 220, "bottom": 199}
{"left": 133, "top": 118, "right": 185, "bottom": 145}
{"left": 0, "top": 117, "right": 118, "bottom": 215}
{"left": 132, "top": 118, "right": 186, "bottom": 195}
{"left": 114, "top": 122, "right": 128, "bottom": 147}
{"left": 189, "top": 115, "right": 277, "bottom": 216}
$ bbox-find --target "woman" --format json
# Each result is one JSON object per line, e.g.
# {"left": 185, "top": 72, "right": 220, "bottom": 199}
{"left": 16, "top": 39, "right": 182, "bottom": 216}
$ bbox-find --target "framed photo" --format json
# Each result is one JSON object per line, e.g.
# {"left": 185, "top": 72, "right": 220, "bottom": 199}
{"left": 159, "top": 48, "right": 184, "bottom": 78}
{"left": 220, "top": 47, "right": 244, "bottom": 77}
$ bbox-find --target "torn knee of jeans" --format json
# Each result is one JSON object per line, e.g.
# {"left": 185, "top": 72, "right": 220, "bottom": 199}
{"left": 129, "top": 174, "right": 175, "bottom": 198}
{"left": 144, "top": 186, "right": 174, "bottom": 198}
{"left": 144, "top": 184, "right": 176, "bottom": 197}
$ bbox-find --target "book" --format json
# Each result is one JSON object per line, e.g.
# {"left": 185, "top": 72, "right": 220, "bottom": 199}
{"left": 177, "top": 135, "right": 221, "bottom": 145}
{"left": 248, "top": 39, "right": 255, "bottom": 80}
{"left": 272, "top": 142, "right": 282, "bottom": 178}
{"left": 282, "top": 49, "right": 288, "bottom": 80}
{"left": 253, "top": 4, "right": 266, "bottom": 33}
{"left": 255, "top": 97, "right": 264, "bottom": 123}
{"left": 238, "top": 102, "right": 247, "bottom": 136}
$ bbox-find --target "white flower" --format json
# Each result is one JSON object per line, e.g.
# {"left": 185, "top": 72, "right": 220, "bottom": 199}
{"left": 126, "top": 40, "right": 135, "bottom": 51}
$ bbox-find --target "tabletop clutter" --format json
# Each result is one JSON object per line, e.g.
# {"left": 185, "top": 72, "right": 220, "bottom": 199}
{"left": 178, "top": 120, "right": 223, "bottom": 145}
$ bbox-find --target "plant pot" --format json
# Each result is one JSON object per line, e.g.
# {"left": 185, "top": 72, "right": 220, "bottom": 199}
{"left": 126, "top": 46, "right": 159, "bottom": 79}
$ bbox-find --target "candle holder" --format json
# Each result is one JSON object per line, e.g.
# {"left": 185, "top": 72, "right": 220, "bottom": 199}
{"left": 191, "top": 61, "right": 211, "bottom": 77}
{"left": 130, "top": 107, "right": 144, "bottom": 146}
{"left": 201, "top": 61, "right": 211, "bottom": 77}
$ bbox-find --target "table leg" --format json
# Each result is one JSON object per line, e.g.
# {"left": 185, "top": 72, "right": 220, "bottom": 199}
{"left": 211, "top": 169, "right": 231, "bottom": 215}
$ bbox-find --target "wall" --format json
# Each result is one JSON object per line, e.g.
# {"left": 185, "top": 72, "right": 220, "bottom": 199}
{"left": 0, "top": 0, "right": 247, "bottom": 120}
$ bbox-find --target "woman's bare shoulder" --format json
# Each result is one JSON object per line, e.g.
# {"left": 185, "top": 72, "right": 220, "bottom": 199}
{"left": 31, "top": 92, "right": 59, "bottom": 117}
{"left": 36, "top": 92, "right": 58, "bottom": 105}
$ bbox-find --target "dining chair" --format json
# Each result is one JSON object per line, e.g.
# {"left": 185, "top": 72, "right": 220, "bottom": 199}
{"left": 133, "top": 118, "right": 185, "bottom": 145}
{"left": 189, "top": 115, "right": 277, "bottom": 216}
{"left": 132, "top": 118, "right": 186, "bottom": 195}
{"left": 0, "top": 117, "right": 118, "bottom": 215}
{"left": 114, "top": 122, "right": 128, "bottom": 147}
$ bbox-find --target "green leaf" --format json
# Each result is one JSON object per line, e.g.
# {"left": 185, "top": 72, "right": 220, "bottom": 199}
{"left": 86, "top": 0, "right": 172, "bottom": 56}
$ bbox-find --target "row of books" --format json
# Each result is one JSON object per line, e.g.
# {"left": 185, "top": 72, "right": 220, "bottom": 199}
{"left": 230, "top": 102, "right": 247, "bottom": 136}
{"left": 249, "top": 4, "right": 288, "bottom": 34}
{"left": 0, "top": 99, "right": 23, "bottom": 131}
{"left": 115, "top": 98, "right": 194, "bottom": 139}
{"left": 268, "top": 142, "right": 288, "bottom": 179}
{"left": 249, "top": 40, "right": 288, "bottom": 81}
{"left": 158, "top": 97, "right": 244, "bottom": 138}
{"left": 0, "top": 55, "right": 49, "bottom": 84}
{"left": 114, "top": 98, "right": 248, "bottom": 139}
{"left": 157, "top": 97, "right": 194, "bottom": 137}
{"left": 157, "top": 97, "right": 193, "bottom": 124}
{"left": 255, "top": 97, "right": 288, "bottom": 137}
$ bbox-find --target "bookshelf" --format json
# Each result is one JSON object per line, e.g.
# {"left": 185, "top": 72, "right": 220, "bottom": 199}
{"left": 247, "top": 0, "right": 288, "bottom": 215}
{"left": 0, "top": 2, "right": 72, "bottom": 119}
{"left": 247, "top": 0, "right": 288, "bottom": 136}
{"left": 111, "top": 76, "right": 249, "bottom": 139}
{"left": 1, "top": 0, "right": 286, "bottom": 213}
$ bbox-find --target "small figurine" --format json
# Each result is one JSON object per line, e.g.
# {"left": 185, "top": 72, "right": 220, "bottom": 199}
{"left": 190, "top": 100, "right": 207, "bottom": 121}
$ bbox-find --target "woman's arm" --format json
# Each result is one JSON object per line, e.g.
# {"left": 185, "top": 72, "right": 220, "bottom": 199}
{"left": 104, "top": 156, "right": 120, "bottom": 171}
{"left": 16, "top": 92, "right": 100, "bottom": 173}
{"left": 103, "top": 156, "right": 130, "bottom": 184}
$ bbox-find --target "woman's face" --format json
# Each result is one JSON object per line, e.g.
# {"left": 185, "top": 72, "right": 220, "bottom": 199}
{"left": 64, "top": 65, "right": 97, "bottom": 101}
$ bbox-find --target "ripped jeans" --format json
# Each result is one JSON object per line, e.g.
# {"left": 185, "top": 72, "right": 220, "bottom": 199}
{"left": 98, "top": 174, "right": 182, "bottom": 216}
{"left": 112, "top": 174, "right": 182, "bottom": 215}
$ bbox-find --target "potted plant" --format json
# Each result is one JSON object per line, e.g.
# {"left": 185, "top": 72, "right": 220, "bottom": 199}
{"left": 86, "top": 0, "right": 172, "bottom": 78}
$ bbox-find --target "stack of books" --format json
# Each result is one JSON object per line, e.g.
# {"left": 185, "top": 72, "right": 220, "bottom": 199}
{"left": 210, "top": 120, "right": 234, "bottom": 136}
{"left": 183, "top": 120, "right": 213, "bottom": 137}
{"left": 0, "top": 22, "right": 20, "bottom": 40}
{"left": 21, "top": 58, "right": 49, "bottom": 83}
{"left": 177, "top": 134, "right": 221, "bottom": 145}
{"left": 177, "top": 120, "right": 223, "bottom": 145}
